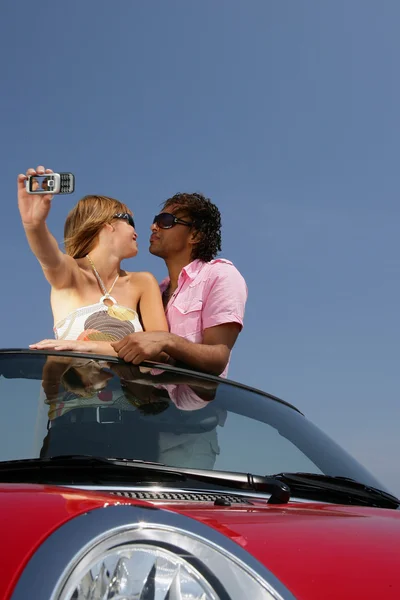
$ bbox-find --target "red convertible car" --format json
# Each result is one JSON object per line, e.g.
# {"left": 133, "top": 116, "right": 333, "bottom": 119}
{"left": 0, "top": 349, "right": 399, "bottom": 599}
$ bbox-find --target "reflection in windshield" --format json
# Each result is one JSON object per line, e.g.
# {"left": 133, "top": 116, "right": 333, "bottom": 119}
{"left": 0, "top": 352, "right": 387, "bottom": 492}
{"left": 37, "top": 356, "right": 221, "bottom": 469}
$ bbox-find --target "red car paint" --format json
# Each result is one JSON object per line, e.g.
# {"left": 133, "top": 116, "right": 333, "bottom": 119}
{"left": 0, "top": 485, "right": 148, "bottom": 600}
{"left": 2, "top": 484, "right": 400, "bottom": 600}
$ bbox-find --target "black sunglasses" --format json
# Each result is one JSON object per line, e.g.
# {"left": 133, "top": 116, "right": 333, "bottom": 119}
{"left": 153, "top": 212, "right": 193, "bottom": 229}
{"left": 114, "top": 213, "right": 135, "bottom": 229}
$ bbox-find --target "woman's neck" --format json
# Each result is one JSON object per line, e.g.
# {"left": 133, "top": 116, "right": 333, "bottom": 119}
{"left": 84, "top": 247, "right": 122, "bottom": 283}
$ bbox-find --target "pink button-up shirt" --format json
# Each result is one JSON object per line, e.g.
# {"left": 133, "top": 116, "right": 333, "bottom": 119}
{"left": 160, "top": 258, "right": 247, "bottom": 378}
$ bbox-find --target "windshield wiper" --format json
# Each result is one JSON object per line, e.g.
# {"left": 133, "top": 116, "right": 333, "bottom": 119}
{"left": 272, "top": 472, "right": 399, "bottom": 510}
{"left": 0, "top": 456, "right": 291, "bottom": 504}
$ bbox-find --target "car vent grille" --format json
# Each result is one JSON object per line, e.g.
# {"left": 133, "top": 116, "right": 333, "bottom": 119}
{"left": 111, "top": 490, "right": 251, "bottom": 504}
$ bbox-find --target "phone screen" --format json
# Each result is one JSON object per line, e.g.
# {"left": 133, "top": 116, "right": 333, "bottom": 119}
{"left": 28, "top": 175, "right": 56, "bottom": 192}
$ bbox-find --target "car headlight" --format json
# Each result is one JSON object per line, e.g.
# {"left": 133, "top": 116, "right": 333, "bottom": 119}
{"left": 12, "top": 504, "right": 296, "bottom": 600}
{"left": 60, "top": 542, "right": 217, "bottom": 599}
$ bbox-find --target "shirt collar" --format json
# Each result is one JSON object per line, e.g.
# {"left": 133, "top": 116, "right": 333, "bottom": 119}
{"left": 181, "top": 259, "right": 206, "bottom": 280}
{"left": 159, "top": 259, "right": 206, "bottom": 292}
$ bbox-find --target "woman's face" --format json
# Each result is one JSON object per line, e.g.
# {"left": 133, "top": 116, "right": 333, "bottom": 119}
{"left": 100, "top": 219, "right": 138, "bottom": 260}
{"left": 114, "top": 219, "right": 138, "bottom": 258}
{"left": 73, "top": 361, "right": 113, "bottom": 392}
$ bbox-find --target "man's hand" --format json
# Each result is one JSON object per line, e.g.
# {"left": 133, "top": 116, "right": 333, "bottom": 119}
{"left": 112, "top": 332, "right": 170, "bottom": 364}
{"left": 113, "top": 324, "right": 240, "bottom": 375}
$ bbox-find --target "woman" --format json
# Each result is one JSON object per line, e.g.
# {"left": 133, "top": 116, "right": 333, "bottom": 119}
{"left": 18, "top": 165, "right": 168, "bottom": 356}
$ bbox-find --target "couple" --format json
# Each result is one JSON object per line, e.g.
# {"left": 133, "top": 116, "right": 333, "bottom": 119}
{"left": 18, "top": 165, "right": 247, "bottom": 378}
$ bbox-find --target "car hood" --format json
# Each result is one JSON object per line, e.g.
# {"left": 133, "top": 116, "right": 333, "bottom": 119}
{"left": 180, "top": 500, "right": 400, "bottom": 599}
{"left": 2, "top": 484, "right": 400, "bottom": 600}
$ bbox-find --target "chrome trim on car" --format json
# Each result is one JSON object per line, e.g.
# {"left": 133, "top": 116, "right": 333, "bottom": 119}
{"left": 11, "top": 504, "right": 296, "bottom": 600}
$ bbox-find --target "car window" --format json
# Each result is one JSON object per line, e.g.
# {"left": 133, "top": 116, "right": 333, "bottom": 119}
{"left": 0, "top": 352, "right": 384, "bottom": 491}
{"left": 215, "top": 413, "right": 321, "bottom": 474}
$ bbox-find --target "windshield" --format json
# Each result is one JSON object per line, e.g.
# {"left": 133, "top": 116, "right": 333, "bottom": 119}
{"left": 0, "top": 351, "right": 385, "bottom": 492}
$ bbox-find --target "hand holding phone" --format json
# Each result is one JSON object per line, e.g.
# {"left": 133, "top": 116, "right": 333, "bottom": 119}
{"left": 17, "top": 165, "right": 72, "bottom": 229}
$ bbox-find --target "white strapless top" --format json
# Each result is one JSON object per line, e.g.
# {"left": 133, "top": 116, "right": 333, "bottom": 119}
{"left": 54, "top": 301, "right": 143, "bottom": 341}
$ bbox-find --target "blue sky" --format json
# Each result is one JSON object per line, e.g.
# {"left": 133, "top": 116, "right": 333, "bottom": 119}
{"left": 1, "top": 1, "right": 399, "bottom": 494}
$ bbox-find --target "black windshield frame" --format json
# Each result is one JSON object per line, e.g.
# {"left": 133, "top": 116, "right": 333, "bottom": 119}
{"left": 0, "top": 348, "right": 302, "bottom": 411}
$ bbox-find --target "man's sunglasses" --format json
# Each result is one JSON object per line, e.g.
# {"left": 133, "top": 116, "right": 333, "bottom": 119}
{"left": 153, "top": 212, "right": 193, "bottom": 229}
{"left": 114, "top": 213, "right": 135, "bottom": 229}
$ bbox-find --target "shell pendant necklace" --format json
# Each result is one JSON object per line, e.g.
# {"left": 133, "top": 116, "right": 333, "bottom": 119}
{"left": 86, "top": 254, "right": 119, "bottom": 306}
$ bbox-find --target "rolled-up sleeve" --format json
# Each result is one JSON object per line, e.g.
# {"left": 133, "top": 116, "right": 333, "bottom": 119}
{"left": 202, "top": 262, "right": 248, "bottom": 330}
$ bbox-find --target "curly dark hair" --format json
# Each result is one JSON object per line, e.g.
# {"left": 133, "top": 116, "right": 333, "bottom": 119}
{"left": 162, "top": 192, "right": 222, "bottom": 262}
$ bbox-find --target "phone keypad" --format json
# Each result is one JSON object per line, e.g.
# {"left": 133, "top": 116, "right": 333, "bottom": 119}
{"left": 60, "top": 174, "right": 74, "bottom": 194}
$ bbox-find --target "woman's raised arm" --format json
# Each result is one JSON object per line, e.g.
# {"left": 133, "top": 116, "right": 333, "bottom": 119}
{"left": 18, "top": 165, "right": 78, "bottom": 289}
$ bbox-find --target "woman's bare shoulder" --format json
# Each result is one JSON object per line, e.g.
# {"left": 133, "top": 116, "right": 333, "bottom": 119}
{"left": 126, "top": 271, "right": 160, "bottom": 288}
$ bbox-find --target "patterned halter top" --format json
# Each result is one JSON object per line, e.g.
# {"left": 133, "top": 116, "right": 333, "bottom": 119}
{"left": 54, "top": 255, "right": 143, "bottom": 341}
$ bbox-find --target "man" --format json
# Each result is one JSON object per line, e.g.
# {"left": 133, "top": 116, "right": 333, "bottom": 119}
{"left": 112, "top": 192, "right": 247, "bottom": 377}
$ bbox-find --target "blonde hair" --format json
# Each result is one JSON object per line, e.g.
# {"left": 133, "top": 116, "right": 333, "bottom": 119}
{"left": 64, "top": 195, "right": 132, "bottom": 258}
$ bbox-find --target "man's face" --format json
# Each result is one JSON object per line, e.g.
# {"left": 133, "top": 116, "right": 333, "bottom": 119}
{"left": 149, "top": 205, "right": 195, "bottom": 259}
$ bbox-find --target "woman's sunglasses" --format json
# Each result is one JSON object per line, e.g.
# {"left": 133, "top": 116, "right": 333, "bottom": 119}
{"left": 114, "top": 213, "right": 135, "bottom": 229}
{"left": 153, "top": 212, "right": 193, "bottom": 229}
